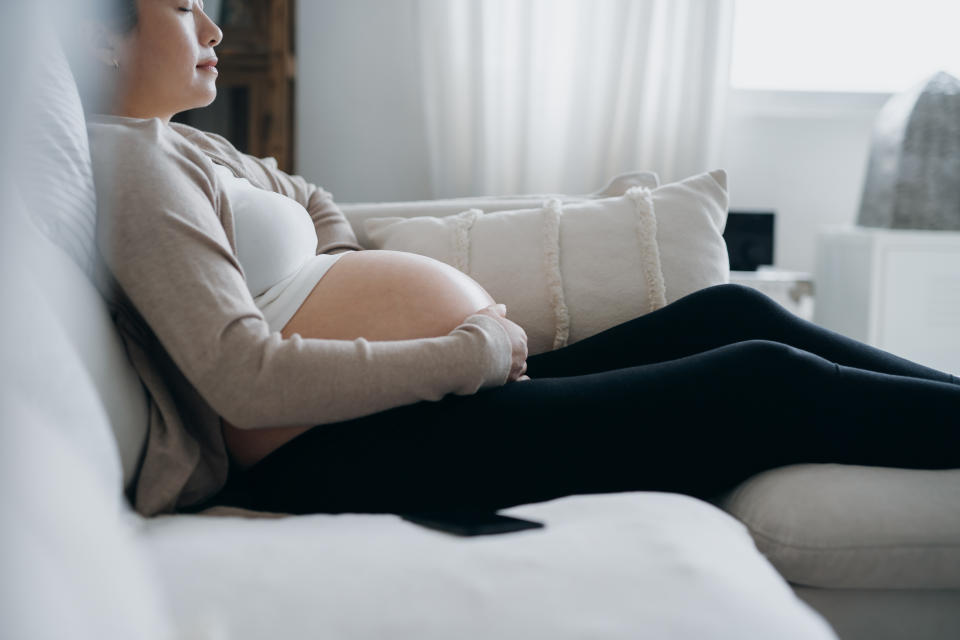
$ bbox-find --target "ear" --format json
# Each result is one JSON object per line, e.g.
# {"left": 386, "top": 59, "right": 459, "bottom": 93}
{"left": 77, "top": 19, "right": 123, "bottom": 68}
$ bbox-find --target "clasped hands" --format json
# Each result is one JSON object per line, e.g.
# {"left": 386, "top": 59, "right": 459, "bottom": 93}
{"left": 472, "top": 303, "right": 531, "bottom": 382}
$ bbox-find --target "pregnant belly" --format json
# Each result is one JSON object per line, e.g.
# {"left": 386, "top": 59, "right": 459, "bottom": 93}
{"left": 280, "top": 249, "right": 496, "bottom": 341}
{"left": 222, "top": 249, "right": 497, "bottom": 470}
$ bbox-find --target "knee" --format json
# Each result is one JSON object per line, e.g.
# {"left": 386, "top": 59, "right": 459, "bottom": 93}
{"left": 717, "top": 282, "right": 778, "bottom": 307}
{"left": 731, "top": 339, "right": 813, "bottom": 379}
{"left": 702, "top": 283, "right": 785, "bottom": 320}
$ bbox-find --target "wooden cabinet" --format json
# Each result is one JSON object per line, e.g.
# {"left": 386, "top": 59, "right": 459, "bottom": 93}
{"left": 173, "top": 0, "right": 297, "bottom": 172}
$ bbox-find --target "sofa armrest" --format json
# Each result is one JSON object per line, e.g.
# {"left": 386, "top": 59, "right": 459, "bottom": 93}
{"left": 337, "top": 169, "right": 660, "bottom": 248}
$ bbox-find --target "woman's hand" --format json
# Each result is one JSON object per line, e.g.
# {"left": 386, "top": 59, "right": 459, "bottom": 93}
{"left": 472, "top": 303, "right": 531, "bottom": 382}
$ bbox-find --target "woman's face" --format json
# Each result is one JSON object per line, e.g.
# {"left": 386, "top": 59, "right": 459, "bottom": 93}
{"left": 112, "top": 0, "right": 223, "bottom": 121}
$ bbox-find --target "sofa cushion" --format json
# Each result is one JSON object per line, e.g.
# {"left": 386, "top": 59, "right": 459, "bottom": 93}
{"left": 0, "top": 390, "right": 177, "bottom": 640}
{"left": 793, "top": 585, "right": 960, "bottom": 640}
{"left": 362, "top": 171, "right": 729, "bottom": 355}
{"left": 139, "top": 492, "right": 837, "bottom": 640}
{"left": 339, "top": 169, "right": 660, "bottom": 248}
{"left": 0, "top": 392, "right": 178, "bottom": 640}
{"left": 720, "top": 463, "right": 960, "bottom": 589}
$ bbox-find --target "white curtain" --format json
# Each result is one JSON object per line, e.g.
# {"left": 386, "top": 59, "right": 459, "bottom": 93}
{"left": 413, "top": 0, "right": 735, "bottom": 198}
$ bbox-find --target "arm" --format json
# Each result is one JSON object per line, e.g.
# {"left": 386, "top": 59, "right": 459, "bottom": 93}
{"left": 90, "top": 120, "right": 511, "bottom": 430}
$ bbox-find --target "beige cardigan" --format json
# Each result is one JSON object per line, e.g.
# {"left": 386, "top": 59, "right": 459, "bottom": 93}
{"left": 86, "top": 114, "right": 512, "bottom": 517}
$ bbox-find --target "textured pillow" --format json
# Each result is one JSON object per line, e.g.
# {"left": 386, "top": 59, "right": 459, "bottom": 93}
{"left": 12, "top": 183, "right": 150, "bottom": 495}
{"left": 341, "top": 169, "right": 661, "bottom": 248}
{"left": 0, "top": 289, "right": 177, "bottom": 640}
{"left": 364, "top": 170, "right": 729, "bottom": 355}
{"left": 17, "top": 22, "right": 106, "bottom": 290}
{"left": 11, "top": 20, "right": 150, "bottom": 496}
{"left": 2, "top": 190, "right": 124, "bottom": 504}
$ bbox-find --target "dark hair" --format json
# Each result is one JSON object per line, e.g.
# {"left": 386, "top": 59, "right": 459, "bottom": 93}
{"left": 105, "top": 0, "right": 138, "bottom": 34}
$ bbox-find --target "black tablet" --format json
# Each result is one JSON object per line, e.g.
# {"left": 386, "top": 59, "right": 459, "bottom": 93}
{"left": 399, "top": 510, "right": 545, "bottom": 537}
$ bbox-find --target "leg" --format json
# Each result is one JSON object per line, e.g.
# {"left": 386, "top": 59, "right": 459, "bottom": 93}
{"left": 527, "top": 283, "right": 960, "bottom": 385}
{"left": 196, "top": 340, "right": 960, "bottom": 516}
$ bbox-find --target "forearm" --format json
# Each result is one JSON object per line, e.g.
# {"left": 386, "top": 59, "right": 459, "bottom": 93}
{"left": 214, "top": 314, "right": 513, "bottom": 430}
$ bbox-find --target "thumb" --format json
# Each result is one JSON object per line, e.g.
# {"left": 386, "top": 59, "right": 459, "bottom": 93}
{"left": 496, "top": 304, "right": 507, "bottom": 316}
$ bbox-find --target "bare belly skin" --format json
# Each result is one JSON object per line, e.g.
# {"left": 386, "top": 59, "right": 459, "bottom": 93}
{"left": 222, "top": 249, "right": 496, "bottom": 470}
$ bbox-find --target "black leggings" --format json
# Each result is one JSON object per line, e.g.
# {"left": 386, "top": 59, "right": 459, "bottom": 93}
{"left": 197, "top": 283, "right": 960, "bottom": 515}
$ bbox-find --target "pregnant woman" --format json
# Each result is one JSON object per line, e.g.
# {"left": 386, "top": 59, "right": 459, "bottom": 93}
{"left": 81, "top": 0, "right": 959, "bottom": 518}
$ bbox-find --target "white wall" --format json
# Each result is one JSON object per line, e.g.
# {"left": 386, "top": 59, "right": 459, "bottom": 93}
{"left": 296, "top": 3, "right": 893, "bottom": 274}
{"left": 296, "top": 0, "right": 431, "bottom": 203}
{"left": 718, "top": 90, "right": 890, "bottom": 273}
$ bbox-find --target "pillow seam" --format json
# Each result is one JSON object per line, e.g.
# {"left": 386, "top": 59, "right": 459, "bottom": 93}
{"left": 542, "top": 199, "right": 570, "bottom": 350}
{"left": 453, "top": 209, "right": 482, "bottom": 273}
{"left": 626, "top": 187, "right": 667, "bottom": 310}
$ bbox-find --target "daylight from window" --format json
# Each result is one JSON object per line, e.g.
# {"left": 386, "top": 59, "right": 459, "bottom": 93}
{"left": 731, "top": 0, "right": 960, "bottom": 93}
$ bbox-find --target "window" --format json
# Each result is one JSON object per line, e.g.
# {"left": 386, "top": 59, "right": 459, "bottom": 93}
{"left": 730, "top": 0, "right": 960, "bottom": 93}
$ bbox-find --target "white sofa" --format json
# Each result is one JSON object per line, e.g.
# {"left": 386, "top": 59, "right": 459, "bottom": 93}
{"left": 6, "top": 177, "right": 960, "bottom": 640}
{"left": 2, "top": 17, "right": 958, "bottom": 640}
{"left": 2, "top": 180, "right": 840, "bottom": 640}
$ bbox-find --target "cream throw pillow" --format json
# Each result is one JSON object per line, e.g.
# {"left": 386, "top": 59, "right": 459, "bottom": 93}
{"left": 364, "top": 170, "right": 729, "bottom": 356}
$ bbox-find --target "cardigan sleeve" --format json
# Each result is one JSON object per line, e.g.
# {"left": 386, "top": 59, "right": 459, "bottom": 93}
{"left": 89, "top": 118, "right": 512, "bottom": 430}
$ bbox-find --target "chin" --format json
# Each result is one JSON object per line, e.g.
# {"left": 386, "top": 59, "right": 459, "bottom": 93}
{"left": 186, "top": 90, "right": 217, "bottom": 111}
{"left": 201, "top": 87, "right": 218, "bottom": 106}
{"left": 187, "top": 82, "right": 217, "bottom": 109}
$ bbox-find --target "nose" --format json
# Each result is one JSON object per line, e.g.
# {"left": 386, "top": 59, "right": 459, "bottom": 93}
{"left": 201, "top": 11, "right": 223, "bottom": 47}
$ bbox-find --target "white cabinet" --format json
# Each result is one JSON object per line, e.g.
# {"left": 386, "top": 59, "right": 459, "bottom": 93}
{"left": 814, "top": 225, "right": 960, "bottom": 376}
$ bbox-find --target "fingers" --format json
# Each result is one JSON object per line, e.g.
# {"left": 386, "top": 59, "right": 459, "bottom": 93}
{"left": 509, "top": 360, "right": 528, "bottom": 382}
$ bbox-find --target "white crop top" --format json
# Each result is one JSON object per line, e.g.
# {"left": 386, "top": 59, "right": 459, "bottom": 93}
{"left": 213, "top": 163, "right": 346, "bottom": 333}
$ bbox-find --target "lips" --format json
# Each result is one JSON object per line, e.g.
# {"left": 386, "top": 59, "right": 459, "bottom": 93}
{"left": 197, "top": 58, "right": 218, "bottom": 72}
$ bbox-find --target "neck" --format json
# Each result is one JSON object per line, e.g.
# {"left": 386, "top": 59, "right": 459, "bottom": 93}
{"left": 106, "top": 84, "right": 175, "bottom": 123}
{"left": 83, "top": 86, "right": 174, "bottom": 124}
{"left": 111, "top": 99, "right": 174, "bottom": 124}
